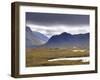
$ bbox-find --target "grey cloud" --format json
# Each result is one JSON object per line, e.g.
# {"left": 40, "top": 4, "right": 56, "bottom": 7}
{"left": 26, "top": 12, "right": 89, "bottom": 27}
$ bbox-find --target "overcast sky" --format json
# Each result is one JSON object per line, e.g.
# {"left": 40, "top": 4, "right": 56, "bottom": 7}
{"left": 26, "top": 12, "right": 90, "bottom": 38}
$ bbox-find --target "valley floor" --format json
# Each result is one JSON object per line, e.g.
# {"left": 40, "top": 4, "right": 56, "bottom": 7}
{"left": 26, "top": 48, "right": 89, "bottom": 67}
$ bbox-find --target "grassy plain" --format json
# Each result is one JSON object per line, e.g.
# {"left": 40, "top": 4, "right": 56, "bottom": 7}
{"left": 26, "top": 48, "right": 89, "bottom": 67}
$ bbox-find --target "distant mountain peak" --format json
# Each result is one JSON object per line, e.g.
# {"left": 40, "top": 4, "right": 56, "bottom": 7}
{"left": 26, "top": 26, "right": 49, "bottom": 48}
{"left": 26, "top": 26, "right": 32, "bottom": 32}
{"left": 26, "top": 26, "right": 30, "bottom": 30}
{"left": 60, "top": 32, "right": 71, "bottom": 35}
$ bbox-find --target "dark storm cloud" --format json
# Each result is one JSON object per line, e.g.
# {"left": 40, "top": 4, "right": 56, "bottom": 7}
{"left": 26, "top": 12, "right": 89, "bottom": 26}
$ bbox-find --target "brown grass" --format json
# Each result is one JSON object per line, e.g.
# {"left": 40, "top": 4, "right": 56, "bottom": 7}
{"left": 26, "top": 48, "right": 89, "bottom": 67}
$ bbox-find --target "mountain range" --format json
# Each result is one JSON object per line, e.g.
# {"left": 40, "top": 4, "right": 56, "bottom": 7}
{"left": 26, "top": 26, "right": 89, "bottom": 49}
{"left": 42, "top": 32, "right": 89, "bottom": 49}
